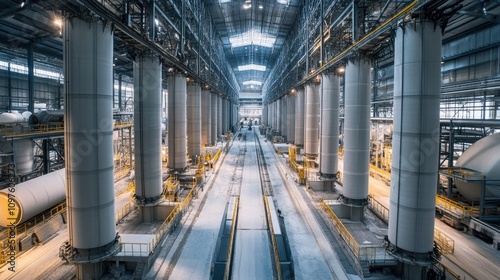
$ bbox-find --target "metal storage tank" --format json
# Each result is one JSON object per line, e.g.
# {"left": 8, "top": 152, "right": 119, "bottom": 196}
{"left": 0, "top": 169, "right": 66, "bottom": 227}
{"left": 454, "top": 133, "right": 500, "bottom": 202}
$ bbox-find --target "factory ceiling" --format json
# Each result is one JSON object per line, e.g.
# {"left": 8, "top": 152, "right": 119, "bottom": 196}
{"left": 0, "top": 0, "right": 499, "bottom": 100}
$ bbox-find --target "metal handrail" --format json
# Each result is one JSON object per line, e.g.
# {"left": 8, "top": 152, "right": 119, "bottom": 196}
{"left": 224, "top": 197, "right": 239, "bottom": 280}
{"left": 436, "top": 195, "right": 479, "bottom": 219}
{"left": 264, "top": 196, "right": 282, "bottom": 280}
{"left": 116, "top": 199, "right": 135, "bottom": 223}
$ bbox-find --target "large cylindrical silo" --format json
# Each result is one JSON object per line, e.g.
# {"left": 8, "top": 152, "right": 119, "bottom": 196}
{"left": 262, "top": 104, "right": 268, "bottom": 126}
{"left": 168, "top": 74, "right": 187, "bottom": 170}
{"left": 342, "top": 59, "right": 371, "bottom": 208}
{"left": 187, "top": 83, "right": 201, "bottom": 156}
{"left": 217, "top": 95, "right": 223, "bottom": 136}
{"left": 222, "top": 98, "right": 228, "bottom": 133}
{"left": 287, "top": 94, "right": 296, "bottom": 143}
{"left": 0, "top": 169, "right": 65, "bottom": 227}
{"left": 211, "top": 93, "right": 218, "bottom": 144}
{"left": 388, "top": 20, "right": 442, "bottom": 271}
{"left": 304, "top": 83, "right": 320, "bottom": 156}
{"left": 133, "top": 54, "right": 163, "bottom": 203}
{"left": 295, "top": 88, "right": 305, "bottom": 146}
{"left": 201, "top": 89, "right": 211, "bottom": 146}
{"left": 280, "top": 97, "right": 287, "bottom": 139}
{"left": 320, "top": 74, "right": 340, "bottom": 177}
{"left": 454, "top": 133, "right": 500, "bottom": 201}
{"left": 63, "top": 17, "right": 118, "bottom": 274}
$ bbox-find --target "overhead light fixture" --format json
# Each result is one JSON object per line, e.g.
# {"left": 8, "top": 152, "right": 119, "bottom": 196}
{"left": 238, "top": 64, "right": 266, "bottom": 71}
{"left": 243, "top": 0, "right": 251, "bottom": 10}
{"left": 258, "top": 4, "right": 263, "bottom": 9}
{"left": 155, "top": 18, "right": 159, "bottom": 26}
{"left": 229, "top": 29, "right": 276, "bottom": 48}
{"left": 54, "top": 18, "right": 62, "bottom": 27}
{"left": 20, "top": 1, "right": 26, "bottom": 8}
{"left": 219, "top": 0, "right": 231, "bottom": 3}
{"left": 337, "top": 67, "right": 345, "bottom": 74}
{"left": 277, "top": 0, "right": 288, "bottom": 4}
{"left": 243, "top": 80, "right": 262, "bottom": 86}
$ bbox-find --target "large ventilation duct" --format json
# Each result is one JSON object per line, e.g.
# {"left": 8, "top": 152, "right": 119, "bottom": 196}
{"left": 63, "top": 17, "right": 119, "bottom": 272}
{"left": 133, "top": 54, "right": 162, "bottom": 203}
{"left": 168, "top": 74, "right": 187, "bottom": 170}
{"left": 187, "top": 84, "right": 201, "bottom": 156}
{"left": 388, "top": 20, "right": 442, "bottom": 269}
{"left": 320, "top": 74, "right": 340, "bottom": 177}
{"left": 304, "top": 83, "right": 320, "bottom": 156}
{"left": 0, "top": 169, "right": 65, "bottom": 227}
{"left": 201, "top": 90, "right": 211, "bottom": 146}
{"left": 287, "top": 95, "right": 296, "bottom": 143}
{"left": 295, "top": 88, "right": 305, "bottom": 146}
{"left": 211, "top": 93, "right": 218, "bottom": 144}
{"left": 342, "top": 59, "right": 371, "bottom": 208}
{"left": 454, "top": 133, "right": 500, "bottom": 201}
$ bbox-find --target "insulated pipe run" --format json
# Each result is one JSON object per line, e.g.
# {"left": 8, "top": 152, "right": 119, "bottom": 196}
{"left": 134, "top": 54, "right": 163, "bottom": 202}
{"left": 63, "top": 17, "right": 118, "bottom": 260}
{"left": 211, "top": 92, "right": 218, "bottom": 144}
{"left": 320, "top": 74, "right": 340, "bottom": 177}
{"left": 304, "top": 83, "right": 320, "bottom": 156}
{"left": 167, "top": 74, "right": 187, "bottom": 170}
{"left": 295, "top": 88, "right": 305, "bottom": 146}
{"left": 287, "top": 94, "right": 296, "bottom": 143}
{"left": 342, "top": 59, "right": 371, "bottom": 203}
{"left": 201, "top": 90, "right": 211, "bottom": 146}
{"left": 187, "top": 83, "right": 201, "bottom": 157}
{"left": 388, "top": 21, "right": 442, "bottom": 257}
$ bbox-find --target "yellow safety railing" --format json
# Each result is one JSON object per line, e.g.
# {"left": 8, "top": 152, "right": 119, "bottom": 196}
{"left": 434, "top": 228, "right": 454, "bottom": 254}
{"left": 368, "top": 195, "right": 389, "bottom": 223}
{"left": 320, "top": 200, "right": 361, "bottom": 258}
{"left": 436, "top": 195, "right": 479, "bottom": 219}
{"left": 116, "top": 199, "right": 136, "bottom": 223}
{"left": 212, "top": 149, "right": 222, "bottom": 164}
{"left": 264, "top": 196, "right": 282, "bottom": 280}
{"left": 368, "top": 195, "right": 456, "bottom": 254}
{"left": 120, "top": 186, "right": 197, "bottom": 256}
{"left": 224, "top": 197, "right": 239, "bottom": 280}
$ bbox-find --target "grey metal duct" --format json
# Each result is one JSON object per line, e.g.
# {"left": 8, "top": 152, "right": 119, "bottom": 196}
{"left": 295, "top": 88, "right": 305, "bottom": 146}
{"left": 320, "top": 74, "right": 340, "bottom": 177}
{"left": 304, "top": 83, "right": 320, "bottom": 156}
{"left": 201, "top": 89, "right": 211, "bottom": 146}
{"left": 13, "top": 139, "right": 33, "bottom": 174}
{"left": 343, "top": 59, "right": 371, "bottom": 202}
{"left": 63, "top": 18, "right": 117, "bottom": 254}
{"left": 187, "top": 84, "right": 201, "bottom": 156}
{"left": 28, "top": 110, "right": 64, "bottom": 125}
{"left": 217, "top": 95, "right": 223, "bottom": 136}
{"left": 211, "top": 92, "right": 218, "bottom": 144}
{"left": 133, "top": 54, "right": 162, "bottom": 202}
{"left": 287, "top": 95, "right": 296, "bottom": 143}
{"left": 388, "top": 21, "right": 442, "bottom": 256}
{"left": 167, "top": 74, "right": 187, "bottom": 170}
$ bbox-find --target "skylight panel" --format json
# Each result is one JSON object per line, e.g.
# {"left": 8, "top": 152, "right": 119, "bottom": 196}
{"left": 229, "top": 30, "right": 276, "bottom": 48}
{"left": 238, "top": 64, "right": 266, "bottom": 71}
{"left": 242, "top": 80, "right": 262, "bottom": 86}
